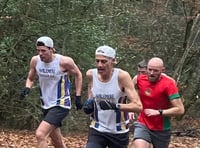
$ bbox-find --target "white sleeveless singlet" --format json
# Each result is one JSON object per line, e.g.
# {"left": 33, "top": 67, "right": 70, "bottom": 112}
{"left": 90, "top": 68, "right": 129, "bottom": 134}
{"left": 35, "top": 54, "right": 71, "bottom": 109}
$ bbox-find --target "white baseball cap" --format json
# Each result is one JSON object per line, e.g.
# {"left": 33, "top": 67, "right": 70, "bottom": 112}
{"left": 95, "top": 45, "right": 116, "bottom": 58}
{"left": 36, "top": 36, "right": 54, "bottom": 48}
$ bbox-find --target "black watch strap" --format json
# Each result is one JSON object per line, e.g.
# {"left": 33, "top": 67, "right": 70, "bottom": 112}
{"left": 116, "top": 103, "right": 121, "bottom": 110}
{"left": 158, "top": 109, "right": 163, "bottom": 115}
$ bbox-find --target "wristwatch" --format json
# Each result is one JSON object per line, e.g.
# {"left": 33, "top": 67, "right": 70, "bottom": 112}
{"left": 116, "top": 103, "right": 121, "bottom": 110}
{"left": 158, "top": 109, "right": 163, "bottom": 115}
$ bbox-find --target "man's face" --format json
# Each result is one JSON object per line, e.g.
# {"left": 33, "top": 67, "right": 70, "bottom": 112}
{"left": 37, "top": 46, "right": 53, "bottom": 63}
{"left": 95, "top": 55, "right": 113, "bottom": 76}
{"left": 147, "top": 65, "right": 162, "bottom": 82}
{"left": 138, "top": 67, "right": 147, "bottom": 75}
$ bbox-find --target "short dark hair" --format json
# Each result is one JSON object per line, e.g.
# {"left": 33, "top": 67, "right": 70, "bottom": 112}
{"left": 36, "top": 41, "right": 45, "bottom": 46}
{"left": 36, "top": 41, "right": 51, "bottom": 49}
{"left": 137, "top": 60, "right": 147, "bottom": 68}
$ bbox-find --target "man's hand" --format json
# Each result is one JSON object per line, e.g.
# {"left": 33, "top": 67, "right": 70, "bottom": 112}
{"left": 128, "top": 112, "right": 135, "bottom": 121}
{"left": 99, "top": 100, "right": 118, "bottom": 110}
{"left": 75, "top": 96, "right": 83, "bottom": 110}
{"left": 20, "top": 87, "right": 30, "bottom": 99}
{"left": 83, "top": 98, "right": 94, "bottom": 114}
{"left": 144, "top": 109, "right": 160, "bottom": 117}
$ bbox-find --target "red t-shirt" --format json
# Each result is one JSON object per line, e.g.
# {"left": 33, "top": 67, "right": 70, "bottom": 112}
{"left": 137, "top": 74, "right": 180, "bottom": 131}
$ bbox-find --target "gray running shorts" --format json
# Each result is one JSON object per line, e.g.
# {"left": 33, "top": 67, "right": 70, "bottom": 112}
{"left": 133, "top": 122, "right": 170, "bottom": 148}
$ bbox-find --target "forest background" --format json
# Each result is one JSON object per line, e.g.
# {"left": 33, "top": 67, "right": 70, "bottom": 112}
{"left": 0, "top": 0, "right": 200, "bottom": 133}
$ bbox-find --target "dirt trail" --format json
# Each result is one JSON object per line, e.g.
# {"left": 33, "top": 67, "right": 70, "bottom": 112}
{"left": 0, "top": 129, "right": 200, "bottom": 148}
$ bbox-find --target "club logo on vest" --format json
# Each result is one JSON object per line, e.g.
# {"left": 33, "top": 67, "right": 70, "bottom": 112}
{"left": 145, "top": 88, "right": 152, "bottom": 96}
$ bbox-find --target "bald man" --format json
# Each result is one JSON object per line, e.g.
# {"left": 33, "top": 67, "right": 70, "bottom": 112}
{"left": 133, "top": 57, "right": 184, "bottom": 148}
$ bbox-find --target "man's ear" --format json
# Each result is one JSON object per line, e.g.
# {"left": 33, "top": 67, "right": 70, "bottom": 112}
{"left": 50, "top": 47, "right": 56, "bottom": 53}
{"left": 162, "top": 67, "right": 165, "bottom": 73}
{"left": 112, "top": 58, "right": 117, "bottom": 64}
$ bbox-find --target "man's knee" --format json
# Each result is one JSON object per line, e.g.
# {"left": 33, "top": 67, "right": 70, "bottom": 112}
{"left": 35, "top": 129, "right": 46, "bottom": 141}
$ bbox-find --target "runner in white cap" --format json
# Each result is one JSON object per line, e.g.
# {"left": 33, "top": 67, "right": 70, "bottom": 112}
{"left": 83, "top": 45, "right": 142, "bottom": 148}
{"left": 20, "top": 36, "right": 83, "bottom": 148}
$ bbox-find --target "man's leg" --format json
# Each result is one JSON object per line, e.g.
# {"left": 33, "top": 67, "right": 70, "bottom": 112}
{"left": 35, "top": 120, "right": 55, "bottom": 148}
{"left": 150, "top": 130, "right": 170, "bottom": 148}
{"left": 134, "top": 139, "right": 152, "bottom": 148}
{"left": 50, "top": 128, "right": 66, "bottom": 148}
{"left": 133, "top": 122, "right": 152, "bottom": 148}
{"left": 86, "top": 128, "right": 107, "bottom": 148}
{"left": 36, "top": 106, "right": 69, "bottom": 148}
{"left": 108, "top": 131, "right": 129, "bottom": 148}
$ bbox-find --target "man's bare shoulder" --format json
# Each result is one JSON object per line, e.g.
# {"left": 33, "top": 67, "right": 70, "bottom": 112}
{"left": 59, "top": 55, "right": 79, "bottom": 73}
{"left": 60, "top": 55, "right": 74, "bottom": 63}
{"left": 118, "top": 69, "right": 130, "bottom": 78}
{"left": 162, "top": 73, "right": 176, "bottom": 84}
{"left": 86, "top": 69, "right": 94, "bottom": 82}
{"left": 118, "top": 69, "right": 132, "bottom": 86}
{"left": 31, "top": 55, "right": 39, "bottom": 60}
{"left": 133, "top": 75, "right": 138, "bottom": 80}
{"left": 60, "top": 55, "right": 78, "bottom": 67}
{"left": 30, "top": 55, "right": 39, "bottom": 65}
{"left": 132, "top": 75, "right": 138, "bottom": 85}
{"left": 86, "top": 69, "right": 93, "bottom": 77}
